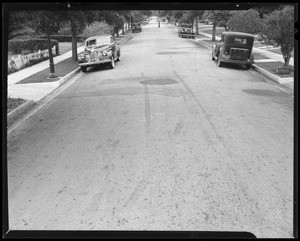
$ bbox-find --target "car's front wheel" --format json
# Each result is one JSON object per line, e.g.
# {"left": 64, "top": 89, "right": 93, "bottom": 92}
{"left": 109, "top": 56, "right": 115, "bottom": 69}
{"left": 217, "top": 53, "right": 223, "bottom": 67}
{"left": 81, "top": 66, "right": 87, "bottom": 72}
{"left": 116, "top": 51, "right": 120, "bottom": 61}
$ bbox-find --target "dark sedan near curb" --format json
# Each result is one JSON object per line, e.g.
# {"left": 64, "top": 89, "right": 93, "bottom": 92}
{"left": 132, "top": 22, "right": 142, "bottom": 33}
{"left": 78, "top": 35, "right": 120, "bottom": 72}
{"left": 212, "top": 31, "right": 255, "bottom": 69}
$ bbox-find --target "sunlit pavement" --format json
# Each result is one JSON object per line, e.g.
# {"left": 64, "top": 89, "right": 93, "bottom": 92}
{"left": 8, "top": 20, "right": 293, "bottom": 238}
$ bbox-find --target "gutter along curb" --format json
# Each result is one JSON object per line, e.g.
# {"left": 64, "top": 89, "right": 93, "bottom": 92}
{"left": 7, "top": 100, "right": 36, "bottom": 127}
{"left": 7, "top": 68, "right": 81, "bottom": 128}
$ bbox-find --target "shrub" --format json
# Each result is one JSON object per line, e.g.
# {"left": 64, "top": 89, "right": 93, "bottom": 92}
{"left": 262, "top": 6, "right": 294, "bottom": 67}
{"left": 38, "top": 35, "right": 84, "bottom": 42}
{"left": 58, "top": 27, "right": 72, "bottom": 35}
{"left": 227, "top": 9, "right": 262, "bottom": 34}
{"left": 9, "top": 27, "right": 38, "bottom": 40}
{"left": 20, "top": 49, "right": 31, "bottom": 55}
{"left": 82, "top": 21, "right": 113, "bottom": 39}
{"left": 8, "top": 54, "right": 50, "bottom": 75}
{"left": 256, "top": 35, "right": 263, "bottom": 42}
{"left": 8, "top": 38, "right": 59, "bottom": 55}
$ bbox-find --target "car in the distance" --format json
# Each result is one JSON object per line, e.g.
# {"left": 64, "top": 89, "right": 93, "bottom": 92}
{"left": 78, "top": 35, "right": 120, "bottom": 72}
{"left": 178, "top": 23, "right": 195, "bottom": 38}
{"left": 132, "top": 22, "right": 142, "bottom": 33}
{"left": 212, "top": 31, "right": 255, "bottom": 69}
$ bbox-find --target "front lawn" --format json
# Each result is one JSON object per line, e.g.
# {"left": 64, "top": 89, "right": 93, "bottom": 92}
{"left": 17, "top": 57, "right": 79, "bottom": 84}
{"left": 255, "top": 61, "right": 294, "bottom": 78}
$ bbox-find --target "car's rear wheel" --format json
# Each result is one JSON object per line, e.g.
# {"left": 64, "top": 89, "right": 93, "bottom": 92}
{"left": 109, "top": 56, "right": 115, "bottom": 69}
{"left": 245, "top": 64, "right": 251, "bottom": 70}
{"left": 217, "top": 53, "right": 223, "bottom": 67}
{"left": 116, "top": 51, "right": 121, "bottom": 61}
{"left": 81, "top": 66, "right": 87, "bottom": 72}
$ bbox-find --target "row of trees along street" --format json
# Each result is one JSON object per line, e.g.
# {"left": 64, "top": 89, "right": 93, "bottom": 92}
{"left": 8, "top": 10, "right": 152, "bottom": 77}
{"left": 8, "top": 5, "right": 294, "bottom": 77}
{"left": 158, "top": 4, "right": 294, "bottom": 68}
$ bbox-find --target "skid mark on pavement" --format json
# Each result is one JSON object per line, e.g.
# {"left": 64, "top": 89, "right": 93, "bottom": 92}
{"left": 141, "top": 72, "right": 151, "bottom": 134}
{"left": 87, "top": 192, "right": 104, "bottom": 213}
{"left": 173, "top": 121, "right": 184, "bottom": 136}
{"left": 173, "top": 70, "right": 231, "bottom": 157}
{"left": 123, "top": 177, "right": 150, "bottom": 210}
{"left": 172, "top": 70, "right": 276, "bottom": 232}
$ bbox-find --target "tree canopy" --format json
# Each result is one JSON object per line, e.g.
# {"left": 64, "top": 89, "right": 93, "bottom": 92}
{"left": 227, "top": 9, "right": 262, "bottom": 34}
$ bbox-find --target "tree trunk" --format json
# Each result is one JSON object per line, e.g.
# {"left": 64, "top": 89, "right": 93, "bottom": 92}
{"left": 212, "top": 23, "right": 217, "bottom": 41}
{"left": 281, "top": 46, "right": 293, "bottom": 67}
{"left": 284, "top": 53, "right": 291, "bottom": 67}
{"left": 122, "top": 24, "right": 125, "bottom": 34}
{"left": 115, "top": 27, "right": 119, "bottom": 37}
{"left": 71, "top": 24, "right": 78, "bottom": 61}
{"left": 47, "top": 33, "right": 56, "bottom": 78}
{"left": 195, "top": 16, "right": 199, "bottom": 35}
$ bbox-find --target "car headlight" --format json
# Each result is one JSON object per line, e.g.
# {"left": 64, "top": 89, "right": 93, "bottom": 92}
{"left": 102, "top": 51, "right": 107, "bottom": 56}
{"left": 78, "top": 54, "right": 85, "bottom": 59}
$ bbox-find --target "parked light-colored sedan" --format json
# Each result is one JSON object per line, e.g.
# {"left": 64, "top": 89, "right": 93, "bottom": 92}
{"left": 78, "top": 35, "right": 120, "bottom": 72}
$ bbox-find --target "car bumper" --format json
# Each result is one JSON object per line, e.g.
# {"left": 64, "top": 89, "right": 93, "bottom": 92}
{"left": 78, "top": 59, "right": 111, "bottom": 67}
{"left": 180, "top": 33, "right": 195, "bottom": 37}
{"left": 220, "top": 59, "right": 255, "bottom": 65}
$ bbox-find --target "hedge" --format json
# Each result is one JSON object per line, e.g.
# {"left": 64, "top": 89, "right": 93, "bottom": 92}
{"left": 39, "top": 35, "right": 84, "bottom": 42}
{"left": 8, "top": 38, "right": 59, "bottom": 55}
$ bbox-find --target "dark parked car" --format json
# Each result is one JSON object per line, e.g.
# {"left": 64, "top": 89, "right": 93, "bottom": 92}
{"left": 212, "top": 31, "right": 255, "bottom": 69}
{"left": 78, "top": 35, "right": 120, "bottom": 72}
{"left": 178, "top": 23, "right": 195, "bottom": 39}
{"left": 132, "top": 22, "right": 142, "bottom": 33}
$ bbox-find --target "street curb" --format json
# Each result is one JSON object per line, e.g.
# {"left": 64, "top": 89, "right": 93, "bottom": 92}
{"left": 117, "top": 32, "right": 133, "bottom": 44}
{"left": 7, "top": 100, "right": 36, "bottom": 127}
{"left": 195, "top": 38, "right": 212, "bottom": 49}
{"left": 251, "top": 64, "right": 293, "bottom": 92}
{"left": 59, "top": 67, "right": 81, "bottom": 86}
{"left": 7, "top": 68, "right": 81, "bottom": 129}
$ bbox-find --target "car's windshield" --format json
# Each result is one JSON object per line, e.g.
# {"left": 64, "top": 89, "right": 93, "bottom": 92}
{"left": 228, "top": 36, "right": 253, "bottom": 46}
{"left": 182, "top": 24, "right": 192, "bottom": 28}
{"left": 86, "top": 38, "right": 109, "bottom": 47}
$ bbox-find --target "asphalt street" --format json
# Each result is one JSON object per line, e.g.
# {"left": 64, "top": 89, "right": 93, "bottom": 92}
{"left": 7, "top": 20, "right": 294, "bottom": 238}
